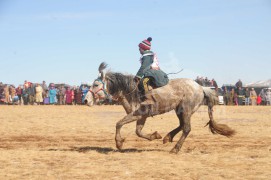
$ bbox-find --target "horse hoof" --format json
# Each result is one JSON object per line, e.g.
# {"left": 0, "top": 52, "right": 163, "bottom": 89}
{"left": 116, "top": 141, "right": 123, "bottom": 150}
{"left": 116, "top": 139, "right": 124, "bottom": 150}
{"left": 150, "top": 131, "right": 162, "bottom": 140}
{"left": 163, "top": 135, "right": 171, "bottom": 144}
{"left": 154, "top": 131, "right": 162, "bottom": 139}
{"left": 169, "top": 148, "right": 179, "bottom": 154}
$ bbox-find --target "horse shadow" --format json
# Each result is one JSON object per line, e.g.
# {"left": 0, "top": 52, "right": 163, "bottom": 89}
{"left": 47, "top": 146, "right": 165, "bottom": 154}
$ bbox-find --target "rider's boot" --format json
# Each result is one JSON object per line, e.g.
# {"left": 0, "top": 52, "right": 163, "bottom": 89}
{"left": 140, "top": 84, "right": 154, "bottom": 105}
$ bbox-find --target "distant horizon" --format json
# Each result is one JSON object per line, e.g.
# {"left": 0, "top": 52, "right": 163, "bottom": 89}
{"left": 1, "top": 76, "right": 270, "bottom": 88}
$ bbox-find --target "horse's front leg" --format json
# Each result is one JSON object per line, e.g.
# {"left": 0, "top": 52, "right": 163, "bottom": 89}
{"left": 115, "top": 113, "right": 142, "bottom": 150}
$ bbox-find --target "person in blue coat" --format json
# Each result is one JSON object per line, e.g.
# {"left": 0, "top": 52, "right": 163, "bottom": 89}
{"left": 49, "top": 84, "right": 57, "bottom": 104}
{"left": 81, "top": 85, "right": 89, "bottom": 103}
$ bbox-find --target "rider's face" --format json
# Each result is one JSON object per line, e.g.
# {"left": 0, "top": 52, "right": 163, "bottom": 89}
{"left": 139, "top": 48, "right": 144, "bottom": 55}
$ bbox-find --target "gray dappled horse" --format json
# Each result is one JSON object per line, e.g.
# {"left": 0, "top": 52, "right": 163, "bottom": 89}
{"left": 92, "top": 62, "right": 235, "bottom": 154}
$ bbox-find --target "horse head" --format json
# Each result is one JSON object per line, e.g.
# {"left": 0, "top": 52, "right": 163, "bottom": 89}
{"left": 83, "top": 90, "right": 95, "bottom": 106}
{"left": 91, "top": 78, "right": 107, "bottom": 99}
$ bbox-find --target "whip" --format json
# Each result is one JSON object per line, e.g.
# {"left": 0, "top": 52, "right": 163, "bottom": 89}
{"left": 166, "top": 69, "right": 183, "bottom": 75}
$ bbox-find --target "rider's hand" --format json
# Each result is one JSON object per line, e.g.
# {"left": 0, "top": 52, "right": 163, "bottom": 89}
{"left": 134, "top": 77, "right": 140, "bottom": 83}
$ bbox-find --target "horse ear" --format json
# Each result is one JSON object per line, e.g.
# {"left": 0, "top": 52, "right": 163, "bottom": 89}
{"left": 101, "top": 71, "right": 106, "bottom": 82}
{"left": 98, "top": 62, "right": 107, "bottom": 81}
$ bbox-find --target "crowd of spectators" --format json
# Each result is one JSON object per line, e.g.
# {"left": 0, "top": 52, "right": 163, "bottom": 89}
{"left": 194, "top": 78, "right": 271, "bottom": 106}
{"left": 222, "top": 80, "right": 271, "bottom": 106}
{"left": 0, "top": 80, "right": 92, "bottom": 105}
{"left": 1, "top": 78, "right": 271, "bottom": 106}
{"left": 195, "top": 76, "right": 218, "bottom": 89}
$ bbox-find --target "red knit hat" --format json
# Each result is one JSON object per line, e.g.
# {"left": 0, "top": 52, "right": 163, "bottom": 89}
{"left": 138, "top": 37, "right": 152, "bottom": 51}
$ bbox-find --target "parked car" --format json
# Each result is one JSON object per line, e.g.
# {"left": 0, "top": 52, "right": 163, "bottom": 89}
{"left": 210, "top": 87, "right": 224, "bottom": 105}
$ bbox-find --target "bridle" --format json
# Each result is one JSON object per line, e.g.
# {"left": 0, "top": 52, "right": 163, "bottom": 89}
{"left": 90, "top": 78, "right": 108, "bottom": 99}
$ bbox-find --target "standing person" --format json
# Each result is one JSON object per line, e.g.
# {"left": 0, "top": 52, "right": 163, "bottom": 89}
{"left": 204, "top": 77, "right": 209, "bottom": 87}
{"left": 22, "top": 86, "right": 29, "bottom": 105}
{"left": 35, "top": 84, "right": 43, "bottom": 105}
{"left": 24, "top": 80, "right": 29, "bottom": 89}
{"left": 59, "top": 85, "right": 66, "bottom": 105}
{"left": 65, "top": 87, "right": 73, "bottom": 105}
{"left": 134, "top": 37, "right": 169, "bottom": 104}
{"left": 73, "top": 87, "right": 78, "bottom": 105}
{"left": 212, "top": 78, "right": 218, "bottom": 91}
{"left": 56, "top": 87, "right": 60, "bottom": 104}
{"left": 71, "top": 86, "right": 75, "bottom": 105}
{"left": 250, "top": 88, "right": 257, "bottom": 106}
{"left": 3, "top": 85, "right": 10, "bottom": 104}
{"left": 200, "top": 77, "right": 204, "bottom": 86}
{"left": 43, "top": 89, "right": 49, "bottom": 105}
{"left": 244, "top": 87, "right": 250, "bottom": 105}
{"left": 75, "top": 86, "right": 82, "bottom": 105}
{"left": 235, "top": 79, "right": 243, "bottom": 89}
{"left": 226, "top": 88, "right": 231, "bottom": 105}
{"left": 41, "top": 81, "right": 48, "bottom": 99}
{"left": 237, "top": 87, "right": 244, "bottom": 105}
{"left": 223, "top": 87, "right": 228, "bottom": 105}
{"left": 10, "top": 85, "right": 16, "bottom": 102}
{"left": 259, "top": 89, "right": 266, "bottom": 105}
{"left": 81, "top": 85, "right": 89, "bottom": 103}
{"left": 16, "top": 85, "right": 23, "bottom": 105}
{"left": 195, "top": 76, "right": 201, "bottom": 85}
{"left": 28, "top": 83, "right": 36, "bottom": 105}
{"left": 49, "top": 84, "right": 57, "bottom": 105}
{"left": 234, "top": 91, "right": 238, "bottom": 106}
{"left": 257, "top": 94, "right": 262, "bottom": 105}
{"left": 229, "top": 88, "right": 235, "bottom": 105}
{"left": 265, "top": 89, "right": 271, "bottom": 105}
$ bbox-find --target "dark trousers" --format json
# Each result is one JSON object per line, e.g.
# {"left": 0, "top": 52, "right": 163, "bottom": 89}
{"left": 29, "top": 95, "right": 35, "bottom": 105}
{"left": 23, "top": 95, "right": 28, "bottom": 105}
{"left": 17, "top": 95, "right": 22, "bottom": 103}
{"left": 238, "top": 97, "right": 243, "bottom": 105}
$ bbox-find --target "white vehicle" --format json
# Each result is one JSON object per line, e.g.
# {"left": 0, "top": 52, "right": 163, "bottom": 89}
{"left": 210, "top": 87, "right": 224, "bottom": 105}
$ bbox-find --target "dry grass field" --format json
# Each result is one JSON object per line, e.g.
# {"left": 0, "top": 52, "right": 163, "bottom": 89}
{"left": 0, "top": 105, "right": 270, "bottom": 179}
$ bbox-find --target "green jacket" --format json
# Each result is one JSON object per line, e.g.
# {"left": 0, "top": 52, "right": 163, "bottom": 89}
{"left": 136, "top": 51, "right": 169, "bottom": 87}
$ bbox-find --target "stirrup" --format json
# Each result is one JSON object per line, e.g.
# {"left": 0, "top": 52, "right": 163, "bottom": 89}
{"left": 141, "top": 100, "right": 154, "bottom": 105}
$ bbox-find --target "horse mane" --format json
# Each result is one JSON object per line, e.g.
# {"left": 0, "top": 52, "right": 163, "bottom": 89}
{"left": 106, "top": 72, "right": 140, "bottom": 104}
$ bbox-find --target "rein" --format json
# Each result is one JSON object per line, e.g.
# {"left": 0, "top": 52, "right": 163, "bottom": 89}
{"left": 103, "top": 76, "right": 139, "bottom": 101}
{"left": 123, "top": 81, "right": 139, "bottom": 96}
{"left": 89, "top": 88, "right": 104, "bottom": 95}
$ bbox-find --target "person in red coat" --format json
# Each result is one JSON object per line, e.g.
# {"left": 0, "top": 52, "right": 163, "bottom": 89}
{"left": 16, "top": 86, "right": 23, "bottom": 105}
{"left": 65, "top": 87, "right": 73, "bottom": 105}
{"left": 257, "top": 95, "right": 262, "bottom": 105}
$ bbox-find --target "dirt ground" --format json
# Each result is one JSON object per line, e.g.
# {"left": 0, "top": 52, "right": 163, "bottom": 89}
{"left": 0, "top": 105, "right": 270, "bottom": 179}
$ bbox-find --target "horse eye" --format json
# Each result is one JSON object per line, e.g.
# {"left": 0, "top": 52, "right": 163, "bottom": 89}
{"left": 94, "top": 84, "right": 98, "bottom": 87}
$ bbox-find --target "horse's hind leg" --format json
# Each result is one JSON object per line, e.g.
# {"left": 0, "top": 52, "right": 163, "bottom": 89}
{"left": 170, "top": 113, "right": 191, "bottom": 154}
{"left": 163, "top": 106, "right": 184, "bottom": 144}
{"left": 136, "top": 116, "right": 162, "bottom": 141}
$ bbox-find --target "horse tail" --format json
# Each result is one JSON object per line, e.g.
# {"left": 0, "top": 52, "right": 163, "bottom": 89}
{"left": 203, "top": 87, "right": 235, "bottom": 137}
{"left": 202, "top": 87, "right": 219, "bottom": 106}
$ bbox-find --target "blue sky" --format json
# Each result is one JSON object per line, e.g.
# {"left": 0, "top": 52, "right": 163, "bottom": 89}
{"left": 0, "top": 0, "right": 270, "bottom": 87}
